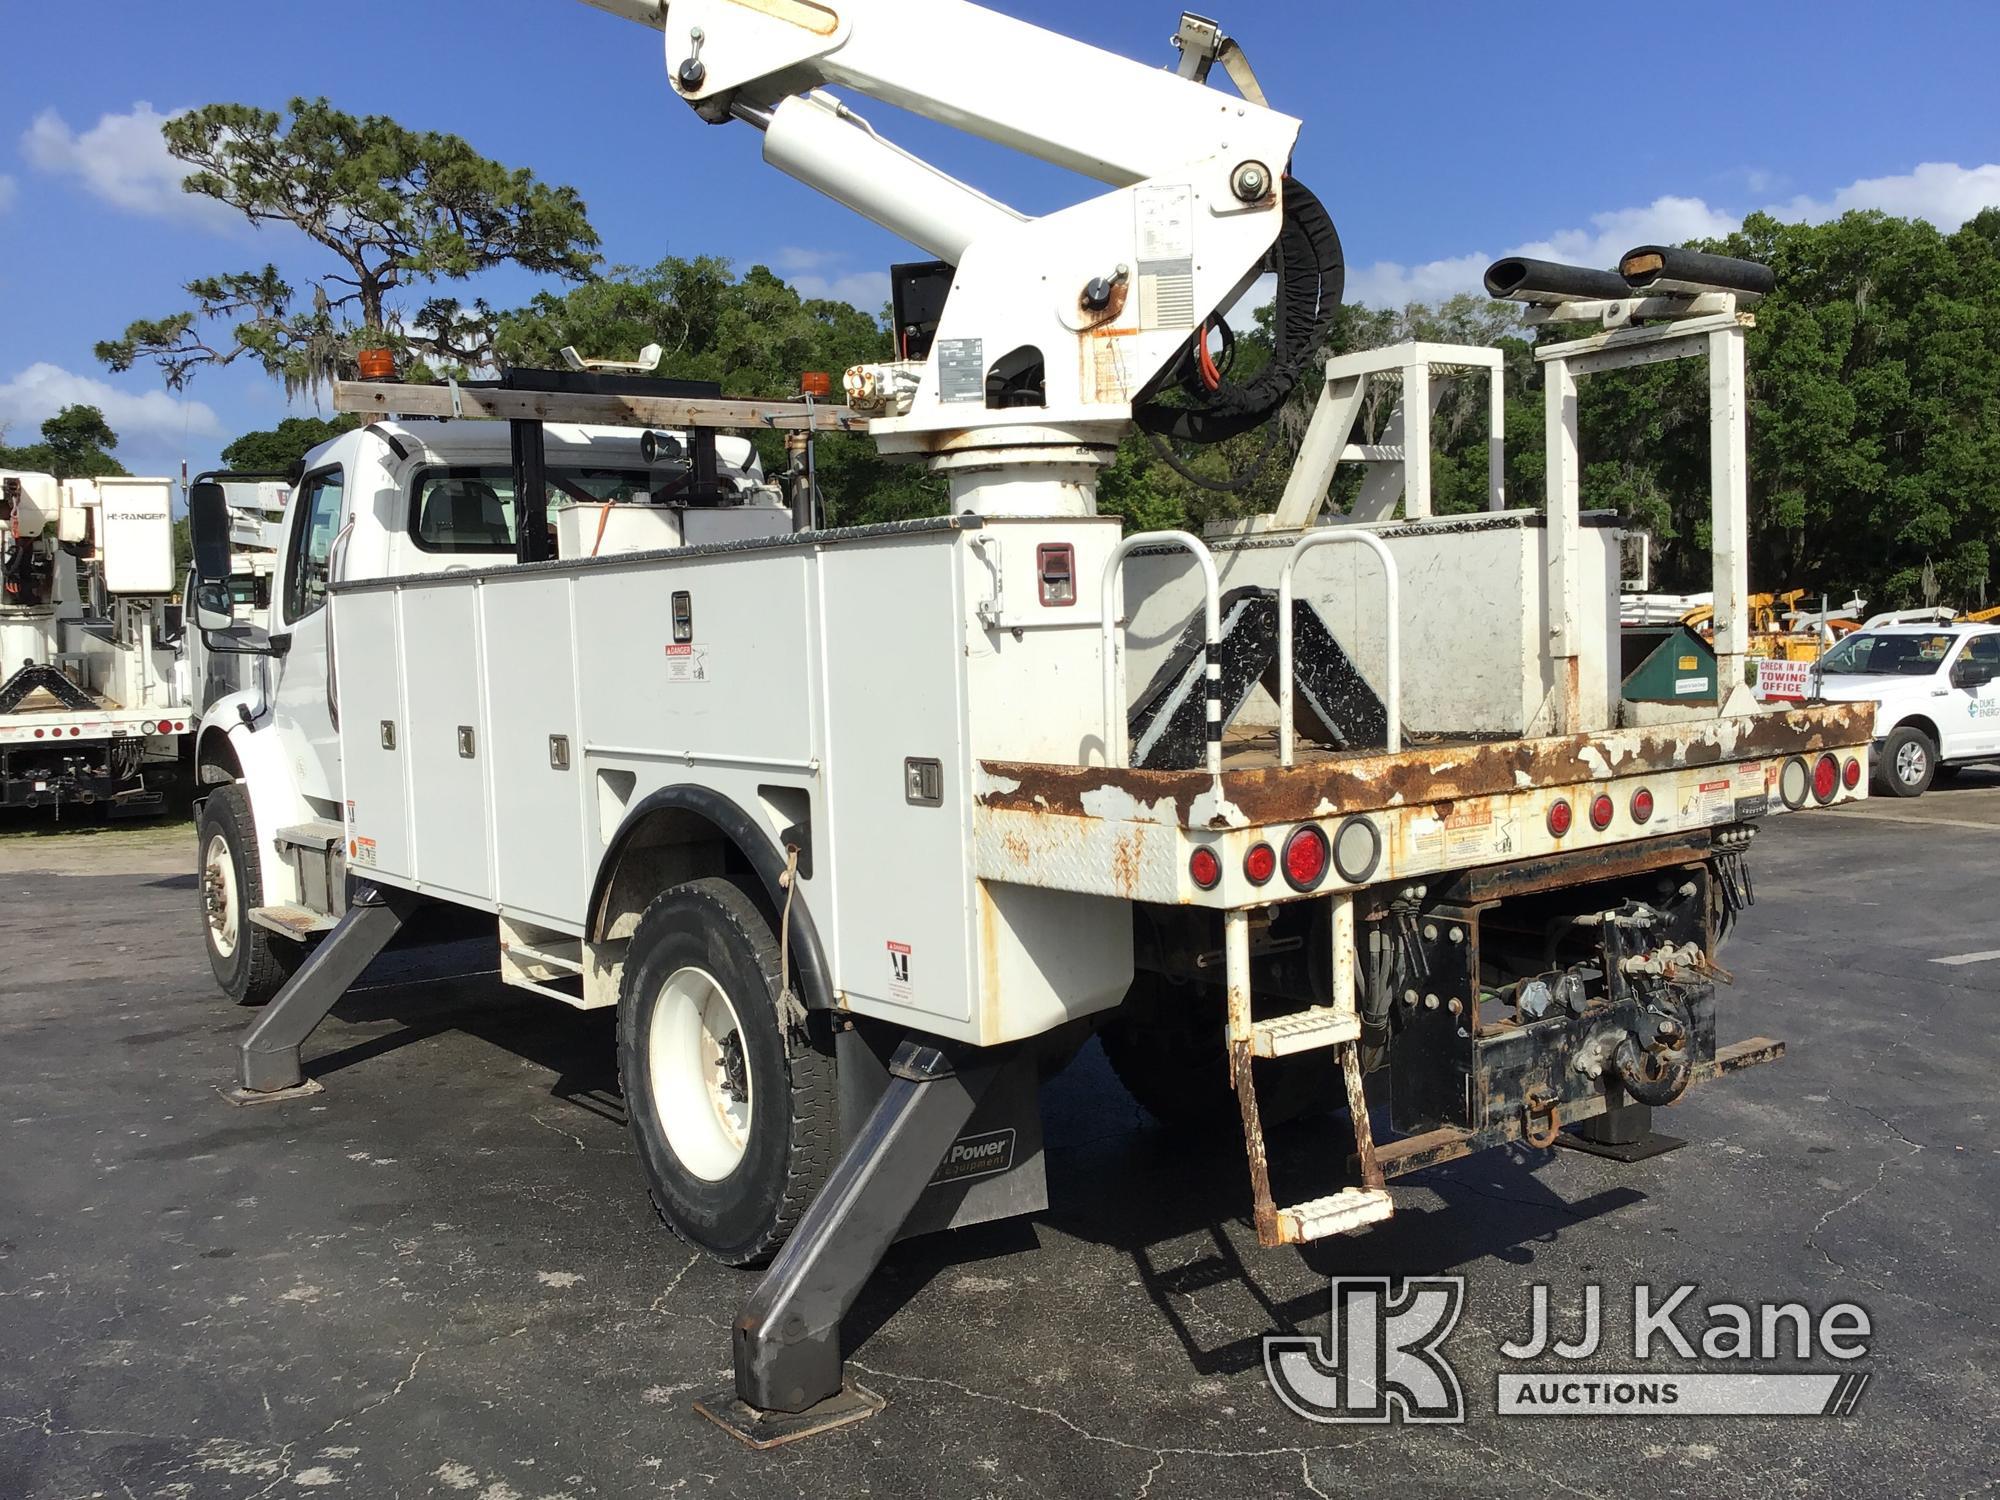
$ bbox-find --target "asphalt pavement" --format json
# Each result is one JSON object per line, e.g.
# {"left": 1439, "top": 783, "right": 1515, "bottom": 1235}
{"left": 1, "top": 785, "right": 1995, "bottom": 1498}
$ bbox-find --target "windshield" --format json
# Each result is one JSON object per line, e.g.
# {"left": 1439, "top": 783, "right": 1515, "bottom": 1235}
{"left": 1818, "top": 632, "right": 1956, "bottom": 677}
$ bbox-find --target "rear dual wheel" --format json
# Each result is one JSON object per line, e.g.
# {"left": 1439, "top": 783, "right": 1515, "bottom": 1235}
{"left": 617, "top": 877, "right": 835, "bottom": 1266}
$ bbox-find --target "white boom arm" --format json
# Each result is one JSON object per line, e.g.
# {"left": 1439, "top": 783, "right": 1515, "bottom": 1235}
{"left": 577, "top": 0, "right": 1305, "bottom": 514}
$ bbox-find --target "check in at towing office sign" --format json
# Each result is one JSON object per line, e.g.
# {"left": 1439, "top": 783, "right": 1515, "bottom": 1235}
{"left": 1265, "top": 1279, "right": 1873, "bottom": 1422}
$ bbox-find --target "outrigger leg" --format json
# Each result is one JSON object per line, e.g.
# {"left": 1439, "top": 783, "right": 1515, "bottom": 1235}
{"left": 695, "top": 1037, "right": 1011, "bottom": 1448}
{"left": 224, "top": 882, "right": 425, "bottom": 1102}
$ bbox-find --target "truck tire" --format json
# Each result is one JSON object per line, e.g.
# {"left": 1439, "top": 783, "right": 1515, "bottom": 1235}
{"left": 617, "top": 876, "right": 835, "bottom": 1267}
{"left": 1876, "top": 725, "right": 1936, "bottom": 798}
{"left": 196, "top": 784, "right": 300, "bottom": 1005}
{"left": 1098, "top": 973, "right": 1322, "bottom": 1131}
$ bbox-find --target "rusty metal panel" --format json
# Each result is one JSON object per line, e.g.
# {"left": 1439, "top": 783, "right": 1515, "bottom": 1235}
{"left": 978, "top": 703, "right": 1874, "bottom": 830}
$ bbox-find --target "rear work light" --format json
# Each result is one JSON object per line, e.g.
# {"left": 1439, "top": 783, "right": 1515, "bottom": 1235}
{"left": 1188, "top": 846, "right": 1222, "bottom": 890}
{"left": 1547, "top": 799, "right": 1573, "bottom": 838}
{"left": 1630, "top": 787, "right": 1655, "bottom": 824}
{"left": 1331, "top": 815, "right": 1381, "bottom": 885}
{"left": 1589, "top": 792, "right": 1615, "bottom": 831}
{"left": 1812, "top": 753, "right": 1840, "bottom": 804}
{"left": 1282, "top": 825, "right": 1330, "bottom": 891}
{"left": 1842, "top": 757, "right": 1861, "bottom": 789}
{"left": 1243, "top": 842, "right": 1277, "bottom": 886}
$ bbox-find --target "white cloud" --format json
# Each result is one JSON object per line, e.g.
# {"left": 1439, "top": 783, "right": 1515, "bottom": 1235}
{"left": 769, "top": 246, "right": 842, "bottom": 274}
{"left": 0, "top": 363, "right": 220, "bottom": 446}
{"left": 0, "top": 175, "right": 16, "bottom": 215}
{"left": 1341, "top": 164, "right": 2000, "bottom": 309}
{"left": 790, "top": 269, "right": 891, "bottom": 310}
{"left": 1510, "top": 195, "right": 1741, "bottom": 273}
{"left": 1770, "top": 161, "right": 2000, "bottom": 229}
{"left": 1344, "top": 252, "right": 1493, "bottom": 312}
{"left": 20, "top": 103, "right": 235, "bottom": 230}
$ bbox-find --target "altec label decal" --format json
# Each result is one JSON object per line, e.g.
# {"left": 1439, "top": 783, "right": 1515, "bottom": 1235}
{"left": 929, "top": 1127, "right": 1016, "bottom": 1186}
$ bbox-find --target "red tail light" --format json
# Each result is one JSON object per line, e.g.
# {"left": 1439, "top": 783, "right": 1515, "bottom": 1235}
{"left": 156, "top": 719, "right": 174, "bottom": 735}
{"left": 1243, "top": 842, "right": 1276, "bottom": 886}
{"left": 1547, "top": 799, "right": 1573, "bottom": 838}
{"left": 1812, "top": 754, "right": 1839, "bottom": 804}
{"left": 1282, "top": 825, "right": 1330, "bottom": 891}
{"left": 1589, "top": 793, "right": 1615, "bottom": 831}
{"left": 1189, "top": 847, "right": 1222, "bottom": 890}
{"left": 1842, "top": 757, "right": 1860, "bottom": 789}
{"left": 1630, "top": 787, "right": 1655, "bottom": 824}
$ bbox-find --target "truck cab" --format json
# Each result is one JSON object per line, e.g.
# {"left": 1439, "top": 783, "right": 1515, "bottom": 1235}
{"left": 1812, "top": 622, "right": 2000, "bottom": 796}
{"left": 190, "top": 411, "right": 783, "bottom": 1000}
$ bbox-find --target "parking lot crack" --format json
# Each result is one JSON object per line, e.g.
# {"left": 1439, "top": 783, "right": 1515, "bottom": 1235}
{"left": 1448, "top": 1428, "right": 1605, "bottom": 1500}
{"left": 848, "top": 1358, "right": 1394, "bottom": 1496}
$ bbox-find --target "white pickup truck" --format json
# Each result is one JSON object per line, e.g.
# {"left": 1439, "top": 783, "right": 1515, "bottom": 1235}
{"left": 1813, "top": 622, "right": 2000, "bottom": 796}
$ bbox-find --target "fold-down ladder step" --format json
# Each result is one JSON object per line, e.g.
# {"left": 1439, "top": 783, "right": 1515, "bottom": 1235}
{"left": 1275, "top": 1187, "right": 1395, "bottom": 1245}
{"left": 1251, "top": 1006, "right": 1361, "bottom": 1058}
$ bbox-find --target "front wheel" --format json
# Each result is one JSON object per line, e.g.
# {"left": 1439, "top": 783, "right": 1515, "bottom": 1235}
{"left": 617, "top": 877, "right": 835, "bottom": 1266}
{"left": 196, "top": 784, "right": 302, "bottom": 1004}
{"left": 1876, "top": 725, "right": 1936, "bottom": 798}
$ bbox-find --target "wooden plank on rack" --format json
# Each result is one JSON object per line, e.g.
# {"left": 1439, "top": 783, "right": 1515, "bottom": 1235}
{"left": 332, "top": 381, "right": 867, "bottom": 433}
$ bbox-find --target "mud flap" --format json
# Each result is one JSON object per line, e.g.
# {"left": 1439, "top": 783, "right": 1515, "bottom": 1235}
{"left": 836, "top": 1020, "right": 1047, "bottom": 1239}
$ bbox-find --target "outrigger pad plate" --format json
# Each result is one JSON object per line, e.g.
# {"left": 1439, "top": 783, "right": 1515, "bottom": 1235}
{"left": 217, "top": 1079, "right": 326, "bottom": 1108}
{"left": 692, "top": 1382, "right": 885, "bottom": 1448}
{"left": 1556, "top": 1128, "right": 1687, "bottom": 1163}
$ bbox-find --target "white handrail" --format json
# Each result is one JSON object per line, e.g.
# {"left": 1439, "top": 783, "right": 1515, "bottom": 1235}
{"left": 1277, "top": 529, "right": 1402, "bottom": 764}
{"left": 1100, "top": 531, "right": 1222, "bottom": 775}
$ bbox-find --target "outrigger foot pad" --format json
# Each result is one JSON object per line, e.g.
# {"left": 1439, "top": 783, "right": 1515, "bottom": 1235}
{"left": 217, "top": 1078, "right": 326, "bottom": 1108}
{"left": 1556, "top": 1128, "right": 1687, "bottom": 1163}
{"left": 693, "top": 1382, "right": 885, "bottom": 1449}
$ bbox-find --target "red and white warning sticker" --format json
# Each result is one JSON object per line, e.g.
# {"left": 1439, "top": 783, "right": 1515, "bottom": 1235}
{"left": 886, "top": 940, "right": 913, "bottom": 1001}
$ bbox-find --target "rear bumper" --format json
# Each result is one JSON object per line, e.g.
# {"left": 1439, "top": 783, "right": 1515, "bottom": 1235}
{"left": 974, "top": 704, "right": 1874, "bottom": 906}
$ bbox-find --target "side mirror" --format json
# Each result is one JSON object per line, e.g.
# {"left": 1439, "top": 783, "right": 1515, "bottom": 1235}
{"left": 194, "top": 579, "right": 234, "bottom": 634}
{"left": 189, "top": 481, "right": 233, "bottom": 585}
{"left": 1952, "top": 657, "right": 1997, "bottom": 689}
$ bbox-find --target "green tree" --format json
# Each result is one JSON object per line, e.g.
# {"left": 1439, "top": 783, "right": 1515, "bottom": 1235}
{"left": 97, "top": 98, "right": 601, "bottom": 395}
{"left": 219, "top": 415, "right": 359, "bottom": 473}
{"left": 1564, "top": 208, "right": 2000, "bottom": 606}
{"left": 0, "top": 404, "right": 129, "bottom": 479}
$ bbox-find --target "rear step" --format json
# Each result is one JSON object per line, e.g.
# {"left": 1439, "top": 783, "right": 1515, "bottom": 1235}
{"left": 1251, "top": 1006, "right": 1360, "bottom": 1059}
{"left": 1226, "top": 897, "right": 1391, "bottom": 1247}
{"left": 1277, "top": 1187, "right": 1395, "bottom": 1244}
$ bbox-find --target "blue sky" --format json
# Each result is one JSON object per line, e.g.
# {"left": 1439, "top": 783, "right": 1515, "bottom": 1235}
{"left": 2, "top": 0, "right": 1997, "bottom": 482}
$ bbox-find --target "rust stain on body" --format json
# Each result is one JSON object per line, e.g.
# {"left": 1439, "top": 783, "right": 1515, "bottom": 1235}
{"left": 980, "top": 704, "right": 1874, "bottom": 829}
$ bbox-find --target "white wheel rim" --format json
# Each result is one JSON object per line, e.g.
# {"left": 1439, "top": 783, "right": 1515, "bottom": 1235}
{"left": 648, "top": 965, "right": 753, "bottom": 1181}
{"left": 1898, "top": 741, "right": 1927, "bottom": 784}
{"left": 203, "top": 832, "right": 239, "bottom": 959}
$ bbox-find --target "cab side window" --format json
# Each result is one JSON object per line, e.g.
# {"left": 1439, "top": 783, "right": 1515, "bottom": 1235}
{"left": 286, "top": 469, "right": 346, "bottom": 623}
{"left": 1962, "top": 634, "right": 2000, "bottom": 667}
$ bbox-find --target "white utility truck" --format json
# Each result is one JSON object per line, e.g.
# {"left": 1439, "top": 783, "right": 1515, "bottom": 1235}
{"left": 1810, "top": 621, "right": 2000, "bottom": 796}
{"left": 0, "top": 468, "right": 189, "bottom": 814}
{"left": 185, "top": 0, "right": 1874, "bottom": 1443}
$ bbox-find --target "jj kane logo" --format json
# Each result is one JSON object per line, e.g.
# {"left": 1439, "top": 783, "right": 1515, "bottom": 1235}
{"left": 1267, "top": 1279, "right": 1873, "bottom": 1423}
